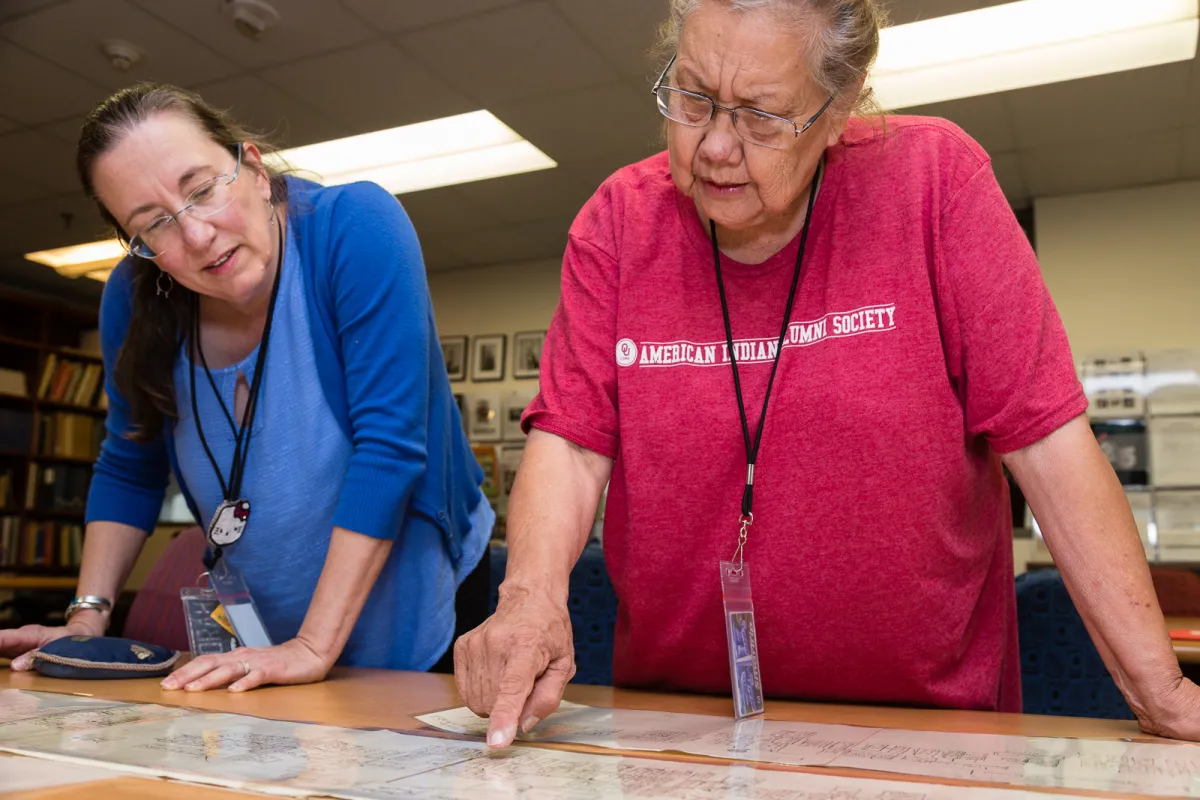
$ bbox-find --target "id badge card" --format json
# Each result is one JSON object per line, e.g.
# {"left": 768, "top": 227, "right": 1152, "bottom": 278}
{"left": 208, "top": 560, "right": 273, "bottom": 649}
{"left": 721, "top": 560, "right": 764, "bottom": 719}
{"left": 180, "top": 586, "right": 241, "bottom": 656}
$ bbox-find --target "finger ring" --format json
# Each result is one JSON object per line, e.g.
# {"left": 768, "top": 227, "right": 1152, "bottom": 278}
{"left": 240, "top": 659, "right": 250, "bottom": 676}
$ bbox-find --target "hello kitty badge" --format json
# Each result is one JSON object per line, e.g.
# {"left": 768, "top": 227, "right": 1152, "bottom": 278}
{"left": 207, "top": 499, "right": 251, "bottom": 547}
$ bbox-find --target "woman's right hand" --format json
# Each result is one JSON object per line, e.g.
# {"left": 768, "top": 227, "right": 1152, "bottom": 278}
{"left": 453, "top": 583, "right": 576, "bottom": 749}
{"left": 1, "top": 611, "right": 107, "bottom": 671}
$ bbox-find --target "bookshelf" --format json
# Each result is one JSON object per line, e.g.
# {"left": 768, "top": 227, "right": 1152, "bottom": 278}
{"left": 0, "top": 290, "right": 104, "bottom": 587}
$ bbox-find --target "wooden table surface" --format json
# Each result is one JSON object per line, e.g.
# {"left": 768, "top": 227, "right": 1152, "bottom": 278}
{"left": 0, "top": 666, "right": 1174, "bottom": 800}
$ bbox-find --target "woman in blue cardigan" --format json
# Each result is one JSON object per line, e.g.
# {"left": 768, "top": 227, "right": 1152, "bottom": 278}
{"left": 0, "top": 84, "right": 492, "bottom": 691}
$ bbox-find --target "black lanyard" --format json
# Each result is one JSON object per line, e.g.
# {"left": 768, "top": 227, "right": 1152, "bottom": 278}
{"left": 189, "top": 218, "right": 284, "bottom": 509}
{"left": 711, "top": 161, "right": 822, "bottom": 523}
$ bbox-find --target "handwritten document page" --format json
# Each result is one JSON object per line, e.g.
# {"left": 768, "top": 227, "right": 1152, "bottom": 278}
{"left": 0, "top": 690, "right": 1100, "bottom": 800}
{"left": 418, "top": 702, "right": 1200, "bottom": 798}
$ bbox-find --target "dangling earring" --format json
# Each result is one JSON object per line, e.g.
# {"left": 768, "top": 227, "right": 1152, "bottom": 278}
{"left": 267, "top": 199, "right": 277, "bottom": 227}
{"left": 156, "top": 270, "right": 173, "bottom": 299}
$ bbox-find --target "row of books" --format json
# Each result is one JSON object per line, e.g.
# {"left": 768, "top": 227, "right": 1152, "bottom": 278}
{"left": 24, "top": 463, "right": 92, "bottom": 512}
{"left": 0, "top": 516, "right": 83, "bottom": 568}
{"left": 37, "top": 412, "right": 105, "bottom": 460}
{"left": 0, "top": 469, "right": 12, "bottom": 508}
{"left": 37, "top": 355, "right": 104, "bottom": 409}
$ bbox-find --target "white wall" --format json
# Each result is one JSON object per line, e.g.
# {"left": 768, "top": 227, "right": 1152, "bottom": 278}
{"left": 1036, "top": 180, "right": 1200, "bottom": 360}
{"left": 428, "top": 259, "right": 565, "bottom": 517}
{"left": 427, "top": 258, "right": 563, "bottom": 399}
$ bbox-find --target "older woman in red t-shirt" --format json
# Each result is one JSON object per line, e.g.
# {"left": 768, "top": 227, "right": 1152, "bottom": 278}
{"left": 456, "top": 0, "right": 1200, "bottom": 747}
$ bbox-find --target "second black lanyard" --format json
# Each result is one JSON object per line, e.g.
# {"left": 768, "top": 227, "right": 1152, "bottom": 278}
{"left": 710, "top": 161, "right": 822, "bottom": 563}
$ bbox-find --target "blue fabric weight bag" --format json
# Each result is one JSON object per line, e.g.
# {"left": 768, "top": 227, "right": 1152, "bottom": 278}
{"left": 31, "top": 636, "right": 180, "bottom": 679}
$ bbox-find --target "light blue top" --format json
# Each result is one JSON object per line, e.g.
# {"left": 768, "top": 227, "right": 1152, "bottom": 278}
{"left": 88, "top": 177, "right": 492, "bottom": 669}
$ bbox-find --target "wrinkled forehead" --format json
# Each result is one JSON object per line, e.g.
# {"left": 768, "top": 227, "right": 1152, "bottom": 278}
{"left": 676, "top": 1, "right": 822, "bottom": 108}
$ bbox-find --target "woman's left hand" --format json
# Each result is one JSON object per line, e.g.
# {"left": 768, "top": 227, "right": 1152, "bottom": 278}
{"left": 160, "top": 638, "right": 333, "bottom": 693}
{"left": 1139, "top": 677, "right": 1200, "bottom": 741}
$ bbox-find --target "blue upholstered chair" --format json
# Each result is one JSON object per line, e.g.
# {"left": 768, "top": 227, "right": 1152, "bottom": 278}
{"left": 1016, "top": 568, "right": 1134, "bottom": 720}
{"left": 489, "top": 542, "right": 617, "bottom": 685}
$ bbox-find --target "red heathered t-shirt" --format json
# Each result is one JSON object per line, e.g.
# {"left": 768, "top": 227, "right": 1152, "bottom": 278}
{"left": 523, "top": 116, "right": 1086, "bottom": 713}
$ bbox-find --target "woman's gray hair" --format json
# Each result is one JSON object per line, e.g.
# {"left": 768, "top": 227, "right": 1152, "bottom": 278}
{"left": 655, "top": 0, "right": 888, "bottom": 118}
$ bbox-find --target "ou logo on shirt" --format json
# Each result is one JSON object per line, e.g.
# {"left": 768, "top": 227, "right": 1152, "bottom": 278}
{"left": 615, "top": 338, "right": 638, "bottom": 367}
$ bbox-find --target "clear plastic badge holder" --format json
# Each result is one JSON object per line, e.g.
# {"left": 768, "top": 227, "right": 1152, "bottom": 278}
{"left": 181, "top": 575, "right": 241, "bottom": 656}
{"left": 206, "top": 559, "right": 273, "bottom": 649}
{"left": 721, "top": 560, "right": 764, "bottom": 719}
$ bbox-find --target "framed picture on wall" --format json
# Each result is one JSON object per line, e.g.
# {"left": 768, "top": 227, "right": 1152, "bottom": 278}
{"left": 471, "top": 334, "right": 506, "bottom": 382}
{"left": 440, "top": 336, "right": 468, "bottom": 382}
{"left": 453, "top": 393, "right": 468, "bottom": 433}
{"left": 502, "top": 392, "right": 534, "bottom": 442}
{"left": 467, "top": 393, "right": 502, "bottom": 441}
{"left": 473, "top": 445, "right": 500, "bottom": 499}
{"left": 500, "top": 445, "right": 524, "bottom": 497}
{"left": 512, "top": 330, "right": 546, "bottom": 379}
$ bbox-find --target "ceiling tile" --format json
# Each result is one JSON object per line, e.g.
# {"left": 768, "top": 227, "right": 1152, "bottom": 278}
{"left": 1182, "top": 128, "right": 1200, "bottom": 180}
{"left": 37, "top": 116, "right": 84, "bottom": 144}
{"left": 1, "top": 0, "right": 240, "bottom": 91}
{"left": 454, "top": 168, "right": 593, "bottom": 224}
{"left": 262, "top": 41, "right": 474, "bottom": 134}
{"left": 0, "top": 190, "right": 107, "bottom": 255}
{"left": 395, "top": 185, "right": 494, "bottom": 239}
{"left": 989, "top": 152, "right": 1028, "bottom": 207}
{"left": 897, "top": 94, "right": 1015, "bottom": 154}
{"left": 881, "top": 0, "right": 980, "bottom": 26}
{"left": 450, "top": 215, "right": 572, "bottom": 266}
{"left": 399, "top": 1, "right": 617, "bottom": 105}
{"left": 0, "top": 41, "right": 105, "bottom": 124}
{"left": 565, "top": 147, "right": 663, "bottom": 197}
{"left": 495, "top": 82, "right": 662, "bottom": 164}
{"left": 131, "top": 0, "right": 375, "bottom": 70}
{"left": 0, "top": 173, "right": 60, "bottom": 205}
{"left": 0, "top": 0, "right": 63, "bottom": 22}
{"left": 416, "top": 235, "right": 471, "bottom": 272}
{"left": 0, "top": 116, "right": 18, "bottom": 135}
{"left": 1022, "top": 128, "right": 1183, "bottom": 198}
{"left": 553, "top": 0, "right": 669, "bottom": 81}
{"left": 0, "top": 129, "right": 81, "bottom": 194}
{"left": 1008, "top": 63, "right": 1191, "bottom": 150}
{"left": 340, "top": 0, "right": 522, "bottom": 33}
{"left": 191, "top": 75, "right": 347, "bottom": 148}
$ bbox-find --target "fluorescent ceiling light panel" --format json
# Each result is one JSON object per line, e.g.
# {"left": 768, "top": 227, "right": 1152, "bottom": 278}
{"left": 872, "top": 0, "right": 1199, "bottom": 108}
{"left": 269, "top": 110, "right": 556, "bottom": 195}
{"left": 25, "top": 239, "right": 126, "bottom": 281}
{"left": 27, "top": 111, "right": 554, "bottom": 281}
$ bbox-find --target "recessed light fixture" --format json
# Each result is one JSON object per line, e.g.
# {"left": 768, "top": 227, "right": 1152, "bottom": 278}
{"left": 872, "top": 0, "right": 1199, "bottom": 108}
{"left": 269, "top": 110, "right": 556, "bottom": 195}
{"left": 26, "top": 111, "right": 556, "bottom": 282}
{"left": 25, "top": 239, "right": 126, "bottom": 281}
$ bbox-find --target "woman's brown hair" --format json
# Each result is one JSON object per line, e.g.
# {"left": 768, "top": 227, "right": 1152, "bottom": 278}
{"left": 76, "top": 83, "right": 287, "bottom": 441}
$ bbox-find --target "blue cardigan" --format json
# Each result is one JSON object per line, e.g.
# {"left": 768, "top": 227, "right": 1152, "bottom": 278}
{"left": 87, "top": 177, "right": 485, "bottom": 567}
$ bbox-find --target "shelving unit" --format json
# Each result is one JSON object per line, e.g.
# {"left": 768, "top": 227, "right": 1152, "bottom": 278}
{"left": 1028, "top": 352, "right": 1200, "bottom": 567}
{"left": 0, "top": 290, "right": 103, "bottom": 586}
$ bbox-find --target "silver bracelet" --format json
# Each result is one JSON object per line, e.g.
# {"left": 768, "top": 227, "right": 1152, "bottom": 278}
{"left": 65, "top": 595, "right": 113, "bottom": 622}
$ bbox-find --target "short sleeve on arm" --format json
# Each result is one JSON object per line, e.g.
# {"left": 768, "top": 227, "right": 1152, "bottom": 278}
{"left": 938, "top": 163, "right": 1088, "bottom": 454}
{"left": 522, "top": 193, "right": 621, "bottom": 459}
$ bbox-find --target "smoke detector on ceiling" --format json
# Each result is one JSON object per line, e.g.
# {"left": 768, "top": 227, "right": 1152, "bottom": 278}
{"left": 100, "top": 39, "right": 143, "bottom": 72}
{"left": 223, "top": 0, "right": 281, "bottom": 41}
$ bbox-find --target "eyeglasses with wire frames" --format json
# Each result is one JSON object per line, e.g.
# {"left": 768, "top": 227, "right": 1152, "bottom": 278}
{"left": 651, "top": 55, "right": 835, "bottom": 150}
{"left": 123, "top": 143, "right": 244, "bottom": 260}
